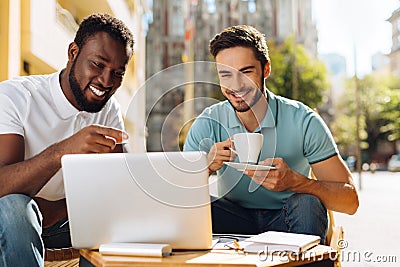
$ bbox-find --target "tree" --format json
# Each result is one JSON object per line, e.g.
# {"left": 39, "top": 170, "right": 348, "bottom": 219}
{"left": 380, "top": 82, "right": 400, "bottom": 143}
{"left": 266, "top": 36, "right": 330, "bottom": 109}
{"left": 331, "top": 73, "right": 400, "bottom": 161}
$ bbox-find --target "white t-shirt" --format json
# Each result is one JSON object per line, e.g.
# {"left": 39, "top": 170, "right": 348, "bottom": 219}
{"left": 0, "top": 72, "right": 125, "bottom": 200}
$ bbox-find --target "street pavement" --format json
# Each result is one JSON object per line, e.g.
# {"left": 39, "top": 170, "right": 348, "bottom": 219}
{"left": 333, "top": 171, "right": 400, "bottom": 266}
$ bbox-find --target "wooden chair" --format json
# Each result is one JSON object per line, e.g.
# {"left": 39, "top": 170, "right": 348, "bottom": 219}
{"left": 44, "top": 247, "right": 80, "bottom": 267}
{"left": 327, "top": 210, "right": 344, "bottom": 267}
{"left": 311, "top": 170, "right": 344, "bottom": 267}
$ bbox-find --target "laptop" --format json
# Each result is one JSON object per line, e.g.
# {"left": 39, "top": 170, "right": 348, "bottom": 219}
{"left": 61, "top": 151, "right": 212, "bottom": 250}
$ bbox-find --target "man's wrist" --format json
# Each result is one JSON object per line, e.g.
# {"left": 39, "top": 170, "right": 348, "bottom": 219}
{"left": 288, "top": 171, "right": 314, "bottom": 192}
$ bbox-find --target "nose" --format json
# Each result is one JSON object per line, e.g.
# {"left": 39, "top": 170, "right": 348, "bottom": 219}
{"left": 98, "top": 70, "right": 114, "bottom": 88}
{"left": 229, "top": 73, "right": 245, "bottom": 93}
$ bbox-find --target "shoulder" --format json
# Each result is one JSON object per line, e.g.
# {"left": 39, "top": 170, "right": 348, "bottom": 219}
{"left": 274, "top": 93, "right": 313, "bottom": 114}
{"left": 188, "top": 101, "right": 230, "bottom": 133}
{"left": 199, "top": 100, "right": 232, "bottom": 118}
{"left": 268, "top": 91, "right": 326, "bottom": 134}
{"left": 273, "top": 96, "right": 334, "bottom": 143}
{"left": 0, "top": 73, "right": 54, "bottom": 99}
{"left": 191, "top": 101, "right": 232, "bottom": 130}
{"left": 272, "top": 93, "right": 317, "bottom": 123}
{"left": 0, "top": 76, "right": 33, "bottom": 106}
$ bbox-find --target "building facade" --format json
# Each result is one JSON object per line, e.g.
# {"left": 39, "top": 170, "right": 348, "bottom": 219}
{"left": 0, "top": 0, "right": 148, "bottom": 152}
{"left": 387, "top": 7, "right": 400, "bottom": 76}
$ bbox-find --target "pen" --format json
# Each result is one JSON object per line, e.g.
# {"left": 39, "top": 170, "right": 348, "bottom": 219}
{"left": 233, "top": 240, "right": 243, "bottom": 251}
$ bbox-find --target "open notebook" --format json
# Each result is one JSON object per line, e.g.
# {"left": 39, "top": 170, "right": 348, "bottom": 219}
{"left": 240, "top": 231, "right": 320, "bottom": 253}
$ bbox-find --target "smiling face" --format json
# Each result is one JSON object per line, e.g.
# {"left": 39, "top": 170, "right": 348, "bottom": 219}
{"left": 215, "top": 46, "right": 270, "bottom": 113}
{"left": 65, "top": 31, "right": 132, "bottom": 112}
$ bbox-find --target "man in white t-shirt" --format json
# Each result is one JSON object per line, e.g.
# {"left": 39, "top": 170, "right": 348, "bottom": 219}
{"left": 0, "top": 13, "right": 134, "bottom": 266}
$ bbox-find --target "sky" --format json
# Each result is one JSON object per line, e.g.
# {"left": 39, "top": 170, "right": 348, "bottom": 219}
{"left": 312, "top": 0, "right": 399, "bottom": 77}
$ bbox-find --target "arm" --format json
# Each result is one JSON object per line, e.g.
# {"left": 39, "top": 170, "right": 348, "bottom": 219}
{"left": 308, "top": 155, "right": 359, "bottom": 214}
{"left": 0, "top": 125, "right": 127, "bottom": 197}
{"left": 244, "top": 155, "right": 359, "bottom": 215}
{"left": 0, "top": 125, "right": 128, "bottom": 227}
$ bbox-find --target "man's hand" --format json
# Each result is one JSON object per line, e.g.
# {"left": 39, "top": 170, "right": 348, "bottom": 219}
{"left": 207, "top": 137, "right": 235, "bottom": 175}
{"left": 56, "top": 124, "right": 128, "bottom": 156}
{"left": 245, "top": 156, "right": 359, "bottom": 215}
{"left": 244, "top": 157, "right": 298, "bottom": 192}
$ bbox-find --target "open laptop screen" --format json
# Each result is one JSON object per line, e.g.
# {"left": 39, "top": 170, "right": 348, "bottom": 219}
{"left": 61, "top": 151, "right": 212, "bottom": 250}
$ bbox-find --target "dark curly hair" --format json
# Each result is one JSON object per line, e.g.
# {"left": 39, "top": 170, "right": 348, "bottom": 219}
{"left": 74, "top": 13, "right": 134, "bottom": 55}
{"left": 209, "top": 25, "right": 269, "bottom": 69}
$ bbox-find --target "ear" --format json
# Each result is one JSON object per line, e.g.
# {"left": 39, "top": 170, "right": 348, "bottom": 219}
{"left": 263, "top": 61, "right": 271, "bottom": 79}
{"left": 67, "top": 42, "right": 79, "bottom": 62}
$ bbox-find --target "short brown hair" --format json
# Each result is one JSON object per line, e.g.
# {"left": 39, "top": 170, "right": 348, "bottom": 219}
{"left": 209, "top": 25, "right": 269, "bottom": 68}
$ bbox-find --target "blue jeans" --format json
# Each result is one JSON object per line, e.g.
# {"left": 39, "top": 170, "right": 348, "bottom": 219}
{"left": 0, "top": 194, "right": 71, "bottom": 267}
{"left": 211, "top": 193, "right": 328, "bottom": 244}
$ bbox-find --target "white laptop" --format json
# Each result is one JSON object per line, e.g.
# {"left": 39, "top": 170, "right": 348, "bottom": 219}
{"left": 61, "top": 151, "right": 212, "bottom": 250}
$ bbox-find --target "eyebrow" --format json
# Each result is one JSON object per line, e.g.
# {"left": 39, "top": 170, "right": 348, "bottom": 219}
{"left": 238, "top": 65, "right": 255, "bottom": 72}
{"left": 95, "top": 54, "right": 110, "bottom": 63}
{"left": 94, "top": 54, "right": 126, "bottom": 71}
{"left": 218, "top": 65, "right": 255, "bottom": 74}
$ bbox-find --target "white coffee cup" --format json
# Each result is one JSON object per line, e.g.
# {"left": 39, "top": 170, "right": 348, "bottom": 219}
{"left": 230, "top": 133, "right": 263, "bottom": 164}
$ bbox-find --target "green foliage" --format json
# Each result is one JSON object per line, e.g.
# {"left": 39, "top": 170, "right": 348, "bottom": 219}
{"left": 380, "top": 87, "right": 400, "bottom": 141}
{"left": 332, "top": 73, "right": 400, "bottom": 155}
{"left": 266, "top": 36, "right": 330, "bottom": 108}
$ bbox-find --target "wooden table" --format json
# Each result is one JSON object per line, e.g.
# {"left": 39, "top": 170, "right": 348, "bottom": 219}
{"left": 79, "top": 245, "right": 337, "bottom": 267}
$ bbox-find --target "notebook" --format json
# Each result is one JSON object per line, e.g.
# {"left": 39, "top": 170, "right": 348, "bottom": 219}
{"left": 240, "top": 231, "right": 320, "bottom": 253}
{"left": 61, "top": 151, "right": 212, "bottom": 250}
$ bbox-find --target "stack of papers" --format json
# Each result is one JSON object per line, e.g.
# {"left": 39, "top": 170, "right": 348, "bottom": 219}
{"left": 240, "top": 231, "right": 320, "bottom": 254}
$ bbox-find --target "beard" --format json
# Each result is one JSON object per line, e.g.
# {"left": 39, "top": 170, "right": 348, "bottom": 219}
{"left": 228, "top": 75, "right": 265, "bottom": 113}
{"left": 69, "top": 60, "right": 107, "bottom": 113}
{"left": 227, "top": 86, "right": 263, "bottom": 113}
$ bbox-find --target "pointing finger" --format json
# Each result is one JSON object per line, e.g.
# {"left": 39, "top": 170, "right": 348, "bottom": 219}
{"left": 93, "top": 125, "right": 129, "bottom": 144}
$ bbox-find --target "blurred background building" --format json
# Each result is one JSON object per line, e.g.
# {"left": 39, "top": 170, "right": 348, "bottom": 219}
{"left": 145, "top": 0, "right": 318, "bottom": 151}
{"left": 0, "top": 0, "right": 149, "bottom": 152}
{"left": 387, "top": 7, "right": 400, "bottom": 76}
{"left": 318, "top": 53, "right": 347, "bottom": 121}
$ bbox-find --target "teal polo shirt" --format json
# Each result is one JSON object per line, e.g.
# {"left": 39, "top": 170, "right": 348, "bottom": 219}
{"left": 183, "top": 90, "right": 338, "bottom": 209}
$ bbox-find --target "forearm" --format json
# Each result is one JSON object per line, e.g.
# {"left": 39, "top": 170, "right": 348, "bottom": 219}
{"left": 0, "top": 143, "right": 62, "bottom": 197}
{"left": 0, "top": 125, "right": 125, "bottom": 198}
{"left": 290, "top": 173, "right": 359, "bottom": 215}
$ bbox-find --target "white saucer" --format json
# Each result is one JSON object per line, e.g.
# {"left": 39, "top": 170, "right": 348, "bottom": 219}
{"left": 224, "top": 162, "right": 276, "bottom": 171}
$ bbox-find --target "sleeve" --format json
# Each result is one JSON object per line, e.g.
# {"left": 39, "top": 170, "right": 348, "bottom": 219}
{"left": 0, "top": 87, "right": 27, "bottom": 136}
{"left": 183, "top": 114, "right": 216, "bottom": 153}
{"left": 105, "top": 97, "right": 125, "bottom": 131}
{"left": 303, "top": 112, "right": 339, "bottom": 164}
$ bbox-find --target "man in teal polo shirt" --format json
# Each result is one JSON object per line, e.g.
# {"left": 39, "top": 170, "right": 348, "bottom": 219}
{"left": 183, "top": 25, "right": 359, "bottom": 242}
